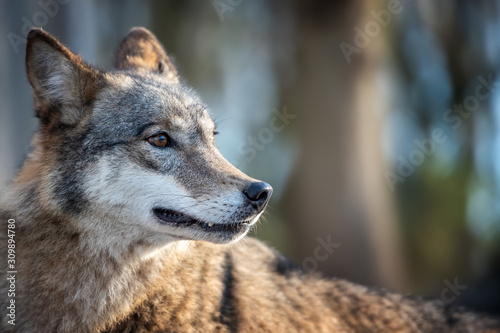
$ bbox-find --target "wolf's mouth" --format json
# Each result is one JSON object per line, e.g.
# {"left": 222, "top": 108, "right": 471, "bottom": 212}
{"left": 153, "top": 208, "right": 250, "bottom": 234}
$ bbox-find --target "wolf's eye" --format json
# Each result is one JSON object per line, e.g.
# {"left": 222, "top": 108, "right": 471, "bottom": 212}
{"left": 147, "top": 133, "right": 170, "bottom": 148}
{"left": 212, "top": 131, "right": 219, "bottom": 144}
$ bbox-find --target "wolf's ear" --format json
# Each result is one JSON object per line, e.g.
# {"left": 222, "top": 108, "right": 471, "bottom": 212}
{"left": 26, "top": 28, "right": 104, "bottom": 126}
{"left": 114, "top": 27, "right": 180, "bottom": 83}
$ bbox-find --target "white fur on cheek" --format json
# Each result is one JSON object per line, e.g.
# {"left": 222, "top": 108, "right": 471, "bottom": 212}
{"left": 84, "top": 156, "right": 195, "bottom": 228}
{"left": 85, "top": 156, "right": 250, "bottom": 221}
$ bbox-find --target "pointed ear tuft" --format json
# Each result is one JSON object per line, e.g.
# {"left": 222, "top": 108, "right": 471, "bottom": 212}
{"left": 26, "top": 28, "right": 105, "bottom": 126}
{"left": 114, "top": 27, "right": 179, "bottom": 83}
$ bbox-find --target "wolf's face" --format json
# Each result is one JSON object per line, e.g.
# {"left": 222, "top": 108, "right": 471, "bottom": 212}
{"left": 25, "top": 28, "right": 272, "bottom": 245}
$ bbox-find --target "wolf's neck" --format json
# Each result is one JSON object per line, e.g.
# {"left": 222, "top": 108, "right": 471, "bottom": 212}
{"left": 13, "top": 206, "right": 193, "bottom": 332}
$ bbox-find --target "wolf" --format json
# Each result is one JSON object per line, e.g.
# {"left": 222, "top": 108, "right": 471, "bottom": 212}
{"left": 0, "top": 27, "right": 499, "bottom": 333}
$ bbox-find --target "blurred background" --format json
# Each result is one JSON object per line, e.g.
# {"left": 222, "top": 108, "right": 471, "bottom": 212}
{"left": 1, "top": 0, "right": 499, "bottom": 315}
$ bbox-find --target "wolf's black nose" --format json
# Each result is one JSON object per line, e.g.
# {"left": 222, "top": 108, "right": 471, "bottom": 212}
{"left": 244, "top": 182, "right": 273, "bottom": 209}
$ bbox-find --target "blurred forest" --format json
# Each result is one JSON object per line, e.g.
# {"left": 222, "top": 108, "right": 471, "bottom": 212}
{"left": 1, "top": 0, "right": 499, "bottom": 315}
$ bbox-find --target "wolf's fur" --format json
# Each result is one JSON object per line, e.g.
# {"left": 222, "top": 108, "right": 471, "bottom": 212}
{"left": 1, "top": 27, "right": 499, "bottom": 333}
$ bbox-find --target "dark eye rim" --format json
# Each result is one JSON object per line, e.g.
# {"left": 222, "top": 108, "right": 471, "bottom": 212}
{"left": 147, "top": 132, "right": 174, "bottom": 148}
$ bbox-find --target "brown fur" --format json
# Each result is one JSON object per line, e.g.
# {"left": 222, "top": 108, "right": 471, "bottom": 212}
{"left": 114, "top": 27, "right": 179, "bottom": 83}
{"left": 2, "top": 200, "right": 499, "bottom": 332}
{"left": 1, "top": 28, "right": 500, "bottom": 333}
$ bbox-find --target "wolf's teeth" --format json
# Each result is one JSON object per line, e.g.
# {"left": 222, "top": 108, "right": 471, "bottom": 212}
{"left": 208, "top": 223, "right": 214, "bottom": 227}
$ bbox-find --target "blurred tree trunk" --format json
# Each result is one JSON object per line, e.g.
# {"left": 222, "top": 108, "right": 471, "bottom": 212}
{"left": 281, "top": 0, "right": 404, "bottom": 288}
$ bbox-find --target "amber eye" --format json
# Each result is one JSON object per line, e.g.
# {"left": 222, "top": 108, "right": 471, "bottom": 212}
{"left": 147, "top": 133, "right": 170, "bottom": 148}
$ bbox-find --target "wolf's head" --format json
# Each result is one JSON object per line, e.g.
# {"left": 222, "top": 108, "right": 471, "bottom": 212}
{"left": 24, "top": 28, "right": 272, "bottom": 245}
